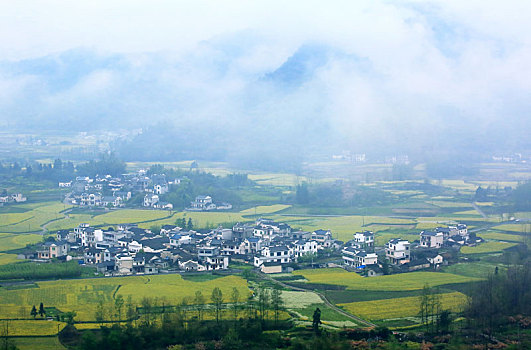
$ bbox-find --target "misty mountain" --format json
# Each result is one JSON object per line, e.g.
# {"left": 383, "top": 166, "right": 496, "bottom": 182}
{"left": 1, "top": 27, "right": 530, "bottom": 165}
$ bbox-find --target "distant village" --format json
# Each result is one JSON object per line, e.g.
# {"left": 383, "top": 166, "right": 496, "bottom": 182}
{"left": 60, "top": 171, "right": 232, "bottom": 211}
{"left": 0, "top": 192, "right": 26, "bottom": 205}
{"left": 20, "top": 214, "right": 478, "bottom": 276}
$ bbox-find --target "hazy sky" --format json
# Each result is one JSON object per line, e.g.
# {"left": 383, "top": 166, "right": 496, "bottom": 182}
{"left": 1, "top": 0, "right": 530, "bottom": 155}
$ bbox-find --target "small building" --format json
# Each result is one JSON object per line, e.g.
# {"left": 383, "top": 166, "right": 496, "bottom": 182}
{"left": 37, "top": 241, "right": 70, "bottom": 260}
{"left": 342, "top": 247, "right": 378, "bottom": 268}
{"left": 420, "top": 231, "right": 444, "bottom": 248}
{"left": 261, "top": 262, "right": 283, "bottom": 274}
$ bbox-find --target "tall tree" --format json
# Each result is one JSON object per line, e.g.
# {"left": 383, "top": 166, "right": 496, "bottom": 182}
{"left": 114, "top": 294, "right": 124, "bottom": 322}
{"left": 257, "top": 286, "right": 270, "bottom": 321}
{"left": 312, "top": 307, "right": 322, "bottom": 334}
{"left": 230, "top": 287, "right": 240, "bottom": 320}
{"left": 95, "top": 300, "right": 105, "bottom": 326}
{"left": 211, "top": 287, "right": 223, "bottom": 324}
{"left": 30, "top": 305, "right": 37, "bottom": 319}
{"left": 194, "top": 291, "right": 206, "bottom": 321}
{"left": 38, "top": 302, "right": 46, "bottom": 317}
{"left": 270, "top": 287, "right": 284, "bottom": 324}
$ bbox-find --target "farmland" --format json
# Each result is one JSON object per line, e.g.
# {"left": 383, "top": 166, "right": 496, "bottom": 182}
{"left": 0, "top": 233, "right": 43, "bottom": 251}
{"left": 460, "top": 241, "right": 518, "bottom": 254}
{"left": 13, "top": 337, "right": 66, "bottom": 350}
{"left": 240, "top": 204, "right": 291, "bottom": 215}
{"left": 477, "top": 231, "right": 525, "bottom": 242}
{"left": 292, "top": 268, "right": 479, "bottom": 291}
{"left": 0, "top": 320, "right": 66, "bottom": 336}
{"left": 339, "top": 292, "right": 467, "bottom": 321}
{"left": 0, "top": 274, "right": 250, "bottom": 321}
{"left": 0, "top": 202, "right": 71, "bottom": 233}
{"left": 0, "top": 253, "right": 20, "bottom": 265}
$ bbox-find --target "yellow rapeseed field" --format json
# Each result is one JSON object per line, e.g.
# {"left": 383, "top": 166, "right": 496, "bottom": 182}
{"left": 0, "top": 274, "right": 250, "bottom": 321}
{"left": 339, "top": 292, "right": 468, "bottom": 320}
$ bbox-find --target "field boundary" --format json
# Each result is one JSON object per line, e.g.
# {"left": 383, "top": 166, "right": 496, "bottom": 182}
{"left": 257, "top": 271, "right": 376, "bottom": 328}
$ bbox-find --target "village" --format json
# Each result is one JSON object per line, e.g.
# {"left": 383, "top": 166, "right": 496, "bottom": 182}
{"left": 21, "top": 209, "right": 477, "bottom": 277}
{"left": 59, "top": 171, "right": 232, "bottom": 211}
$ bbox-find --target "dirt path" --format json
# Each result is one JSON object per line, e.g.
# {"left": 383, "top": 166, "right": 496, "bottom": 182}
{"left": 257, "top": 272, "right": 376, "bottom": 328}
{"left": 472, "top": 202, "right": 488, "bottom": 219}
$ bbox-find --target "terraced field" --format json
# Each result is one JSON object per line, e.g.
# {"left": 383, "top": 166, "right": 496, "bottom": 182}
{"left": 293, "top": 268, "right": 479, "bottom": 291}
{"left": 0, "top": 274, "right": 250, "bottom": 321}
{"left": 0, "top": 202, "right": 71, "bottom": 233}
{"left": 339, "top": 292, "right": 467, "bottom": 321}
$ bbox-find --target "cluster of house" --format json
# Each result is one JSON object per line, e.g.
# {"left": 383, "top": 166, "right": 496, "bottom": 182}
{"left": 341, "top": 224, "right": 471, "bottom": 274}
{"left": 0, "top": 193, "right": 26, "bottom": 205}
{"left": 61, "top": 171, "right": 179, "bottom": 209}
{"left": 23, "top": 218, "right": 338, "bottom": 275}
{"left": 185, "top": 195, "right": 232, "bottom": 211}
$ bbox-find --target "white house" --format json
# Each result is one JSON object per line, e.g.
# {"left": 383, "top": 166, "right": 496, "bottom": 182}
{"left": 342, "top": 247, "right": 378, "bottom": 267}
{"left": 254, "top": 245, "right": 291, "bottom": 267}
{"left": 203, "top": 255, "right": 229, "bottom": 270}
{"left": 169, "top": 234, "right": 192, "bottom": 247}
{"left": 128, "top": 240, "right": 143, "bottom": 253}
{"left": 292, "top": 240, "right": 318, "bottom": 258}
{"left": 189, "top": 195, "right": 215, "bottom": 210}
{"left": 353, "top": 231, "right": 375, "bottom": 248}
{"left": 426, "top": 253, "right": 444, "bottom": 268}
{"left": 143, "top": 194, "right": 159, "bottom": 207}
{"left": 385, "top": 239, "right": 411, "bottom": 265}
{"left": 312, "top": 229, "right": 334, "bottom": 248}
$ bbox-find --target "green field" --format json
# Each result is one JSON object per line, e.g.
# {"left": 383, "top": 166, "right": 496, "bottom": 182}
{"left": 0, "top": 233, "right": 42, "bottom": 251}
{"left": 493, "top": 223, "right": 531, "bottom": 233}
{"left": 461, "top": 242, "right": 518, "bottom": 254}
{"left": 13, "top": 337, "right": 66, "bottom": 350}
{"left": 270, "top": 215, "right": 416, "bottom": 242}
{"left": 240, "top": 204, "right": 291, "bottom": 215}
{"left": 0, "top": 320, "right": 66, "bottom": 336}
{"left": 293, "top": 268, "right": 479, "bottom": 291}
{"left": 339, "top": 292, "right": 467, "bottom": 321}
{"left": 443, "top": 262, "right": 504, "bottom": 278}
{"left": 478, "top": 231, "right": 525, "bottom": 242}
{"left": 0, "top": 274, "right": 250, "bottom": 321}
{"left": 0, "top": 202, "right": 71, "bottom": 233}
{"left": 0, "top": 253, "right": 20, "bottom": 265}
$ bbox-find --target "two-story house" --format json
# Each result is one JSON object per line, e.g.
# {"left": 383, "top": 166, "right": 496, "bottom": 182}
{"left": 342, "top": 246, "right": 378, "bottom": 268}
{"left": 254, "top": 245, "right": 291, "bottom": 267}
